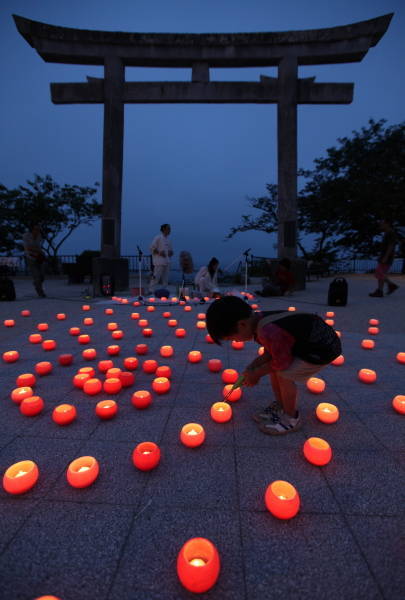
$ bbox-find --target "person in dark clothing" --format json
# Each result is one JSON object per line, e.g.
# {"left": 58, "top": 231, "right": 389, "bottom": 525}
{"left": 206, "top": 296, "right": 341, "bottom": 435}
{"left": 369, "top": 219, "right": 399, "bottom": 297}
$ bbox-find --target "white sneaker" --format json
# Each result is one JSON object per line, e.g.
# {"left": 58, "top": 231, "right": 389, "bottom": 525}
{"left": 252, "top": 401, "right": 282, "bottom": 423}
{"left": 258, "top": 411, "right": 301, "bottom": 435}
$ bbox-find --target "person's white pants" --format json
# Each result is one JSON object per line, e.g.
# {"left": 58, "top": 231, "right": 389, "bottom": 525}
{"left": 149, "top": 264, "right": 170, "bottom": 290}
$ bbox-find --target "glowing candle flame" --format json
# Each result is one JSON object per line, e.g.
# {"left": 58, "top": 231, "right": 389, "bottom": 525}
{"left": 78, "top": 466, "right": 90, "bottom": 472}
{"left": 15, "top": 470, "right": 27, "bottom": 478}
{"left": 188, "top": 429, "right": 199, "bottom": 436}
{"left": 190, "top": 558, "right": 207, "bottom": 567}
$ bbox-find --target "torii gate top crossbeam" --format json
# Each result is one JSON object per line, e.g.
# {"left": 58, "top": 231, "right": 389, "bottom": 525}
{"left": 13, "top": 13, "right": 392, "bottom": 67}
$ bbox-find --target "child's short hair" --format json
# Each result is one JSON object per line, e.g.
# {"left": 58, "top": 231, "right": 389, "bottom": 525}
{"left": 206, "top": 296, "right": 252, "bottom": 345}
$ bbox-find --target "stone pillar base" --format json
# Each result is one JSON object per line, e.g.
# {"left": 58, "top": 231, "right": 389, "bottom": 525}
{"left": 92, "top": 257, "right": 129, "bottom": 295}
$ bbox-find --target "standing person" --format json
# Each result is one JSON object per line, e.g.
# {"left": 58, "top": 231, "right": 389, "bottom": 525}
{"left": 369, "top": 219, "right": 399, "bottom": 297}
{"left": 206, "top": 296, "right": 341, "bottom": 435}
{"left": 22, "top": 223, "right": 47, "bottom": 298}
{"left": 194, "top": 257, "right": 220, "bottom": 296}
{"left": 148, "top": 224, "right": 173, "bottom": 293}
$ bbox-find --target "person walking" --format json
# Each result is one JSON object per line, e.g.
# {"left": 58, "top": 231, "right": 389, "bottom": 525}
{"left": 369, "top": 219, "right": 399, "bottom": 297}
{"left": 148, "top": 224, "right": 173, "bottom": 293}
{"left": 22, "top": 223, "right": 47, "bottom": 297}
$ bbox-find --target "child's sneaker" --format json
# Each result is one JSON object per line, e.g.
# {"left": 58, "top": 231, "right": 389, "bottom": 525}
{"left": 252, "top": 401, "right": 282, "bottom": 423}
{"left": 258, "top": 410, "right": 301, "bottom": 435}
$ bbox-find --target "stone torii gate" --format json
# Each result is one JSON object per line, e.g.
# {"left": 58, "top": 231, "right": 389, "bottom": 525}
{"left": 14, "top": 13, "right": 392, "bottom": 290}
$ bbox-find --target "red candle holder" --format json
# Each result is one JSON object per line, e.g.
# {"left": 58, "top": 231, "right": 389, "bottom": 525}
{"left": 188, "top": 351, "right": 202, "bottom": 363}
{"left": 96, "top": 399, "right": 118, "bottom": 419}
{"left": 79, "top": 366, "right": 96, "bottom": 378}
{"left": 156, "top": 365, "right": 172, "bottom": 379}
{"left": 112, "top": 330, "right": 124, "bottom": 340}
{"left": 142, "top": 328, "right": 153, "bottom": 337}
{"left": 303, "top": 437, "right": 332, "bottom": 466}
{"left": 135, "top": 343, "right": 148, "bottom": 355}
{"left": 287, "top": 306, "right": 296, "bottom": 312}
{"left": 142, "top": 359, "right": 158, "bottom": 373}
{"left": 258, "top": 346, "right": 265, "bottom": 356}
{"left": 175, "top": 328, "right": 186, "bottom": 338}
{"left": 21, "top": 309, "right": 31, "bottom": 317}
{"left": 35, "top": 361, "right": 53, "bottom": 376}
{"left": 107, "top": 344, "right": 121, "bottom": 355}
{"left": 306, "top": 377, "right": 326, "bottom": 394}
{"left": 231, "top": 340, "right": 244, "bottom": 350}
{"left": 208, "top": 359, "right": 222, "bottom": 372}
{"left": 78, "top": 334, "right": 90, "bottom": 345}
{"left": 123, "top": 356, "right": 138, "bottom": 370}
{"left": 358, "top": 368, "right": 377, "bottom": 384}
{"left": 197, "top": 313, "right": 206, "bottom": 320}
{"left": 3, "top": 460, "right": 39, "bottom": 495}
{"left": 83, "top": 378, "right": 102, "bottom": 395}
{"left": 131, "top": 390, "right": 152, "bottom": 409}
{"left": 132, "top": 441, "right": 161, "bottom": 471}
{"left": 331, "top": 354, "right": 345, "bottom": 366}
{"left": 67, "top": 456, "right": 99, "bottom": 488}
{"left": 396, "top": 352, "right": 405, "bottom": 364}
{"left": 73, "top": 373, "right": 91, "bottom": 388}
{"left": 324, "top": 318, "right": 335, "bottom": 326}
{"left": 98, "top": 359, "right": 114, "bottom": 373}
{"left": 368, "top": 318, "right": 379, "bottom": 325}
{"left": 205, "top": 334, "right": 214, "bottom": 343}
{"left": 180, "top": 423, "right": 205, "bottom": 447}
{"left": 82, "top": 304, "right": 91, "bottom": 311}
{"left": 325, "top": 311, "right": 335, "bottom": 318}
{"left": 107, "top": 322, "right": 119, "bottom": 331}
{"left": 138, "top": 319, "right": 149, "bottom": 327}
{"left": 4, "top": 319, "right": 15, "bottom": 327}
{"left": 2, "top": 350, "right": 19, "bottom": 363}
{"left": 52, "top": 404, "right": 77, "bottom": 426}
{"left": 196, "top": 320, "right": 206, "bottom": 330}
{"left": 106, "top": 367, "right": 121, "bottom": 378}
{"left": 361, "top": 339, "right": 375, "bottom": 349}
{"left": 210, "top": 402, "right": 232, "bottom": 423}
{"left": 251, "top": 303, "right": 259, "bottom": 310}
{"left": 133, "top": 301, "right": 141, "bottom": 307}
{"left": 146, "top": 305, "right": 155, "bottom": 312}
{"left": 265, "top": 480, "right": 300, "bottom": 519}
{"left": 168, "top": 319, "right": 178, "bottom": 327}
{"left": 16, "top": 373, "right": 36, "bottom": 387}
{"left": 177, "top": 537, "right": 221, "bottom": 593}
{"left": 20, "top": 395, "right": 44, "bottom": 416}
{"left": 82, "top": 348, "right": 97, "bottom": 361}
{"left": 222, "top": 369, "right": 238, "bottom": 384}
{"left": 368, "top": 326, "right": 379, "bottom": 335}
{"left": 11, "top": 386, "right": 33, "bottom": 404}
{"left": 222, "top": 384, "right": 242, "bottom": 402}
{"left": 103, "top": 377, "right": 122, "bottom": 394}
{"left": 152, "top": 377, "right": 171, "bottom": 394}
{"left": 131, "top": 312, "right": 140, "bottom": 320}
{"left": 184, "top": 306, "right": 192, "bottom": 312}
{"left": 29, "top": 333, "right": 43, "bottom": 344}
{"left": 392, "top": 395, "right": 405, "bottom": 414}
{"left": 37, "top": 323, "right": 49, "bottom": 331}
{"left": 41, "top": 339, "right": 57, "bottom": 351}
{"left": 58, "top": 353, "right": 73, "bottom": 366}
{"left": 316, "top": 402, "right": 339, "bottom": 424}
{"left": 83, "top": 317, "right": 94, "bottom": 326}
{"left": 119, "top": 371, "right": 135, "bottom": 387}
{"left": 69, "top": 327, "right": 81, "bottom": 336}
{"left": 105, "top": 308, "right": 114, "bottom": 315}
{"left": 160, "top": 345, "right": 174, "bottom": 358}
{"left": 163, "top": 311, "right": 171, "bottom": 318}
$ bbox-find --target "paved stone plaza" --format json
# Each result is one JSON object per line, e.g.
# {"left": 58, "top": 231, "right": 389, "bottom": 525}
{"left": 0, "top": 273, "right": 404, "bottom": 600}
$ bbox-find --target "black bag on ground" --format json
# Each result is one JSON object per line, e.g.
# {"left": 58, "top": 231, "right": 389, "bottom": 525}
{"left": 0, "top": 277, "right": 16, "bottom": 301}
{"left": 327, "top": 277, "right": 348, "bottom": 306}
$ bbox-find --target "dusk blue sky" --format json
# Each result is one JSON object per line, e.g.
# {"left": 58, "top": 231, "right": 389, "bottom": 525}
{"left": 1, "top": 0, "right": 403, "bottom": 270}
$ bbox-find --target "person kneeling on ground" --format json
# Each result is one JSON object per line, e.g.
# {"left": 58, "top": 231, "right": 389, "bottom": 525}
{"left": 255, "top": 258, "right": 295, "bottom": 297}
{"left": 206, "top": 296, "right": 341, "bottom": 435}
{"left": 194, "top": 257, "right": 220, "bottom": 297}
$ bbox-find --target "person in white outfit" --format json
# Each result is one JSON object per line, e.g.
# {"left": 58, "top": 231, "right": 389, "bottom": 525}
{"left": 195, "top": 257, "right": 220, "bottom": 296}
{"left": 149, "top": 224, "right": 173, "bottom": 292}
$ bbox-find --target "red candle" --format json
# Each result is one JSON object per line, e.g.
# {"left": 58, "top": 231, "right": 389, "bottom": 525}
{"left": 105, "top": 308, "right": 114, "bottom": 315}
{"left": 142, "top": 328, "right": 153, "bottom": 337}
{"left": 177, "top": 537, "right": 221, "bottom": 593}
{"left": 98, "top": 359, "right": 114, "bottom": 373}
{"left": 142, "top": 359, "right": 158, "bottom": 374}
{"left": 107, "top": 344, "right": 120, "bottom": 355}
{"left": 163, "top": 311, "right": 171, "bottom": 318}
{"left": 42, "top": 339, "right": 57, "bottom": 351}
{"left": 37, "top": 323, "right": 48, "bottom": 331}
{"left": 123, "top": 356, "right": 138, "bottom": 370}
{"left": 184, "top": 306, "right": 192, "bottom": 312}
{"left": 160, "top": 345, "right": 174, "bottom": 357}
{"left": 83, "top": 378, "right": 102, "bottom": 395}
{"left": 368, "top": 318, "right": 379, "bottom": 325}
{"left": 231, "top": 340, "right": 244, "bottom": 350}
{"left": 265, "top": 480, "right": 300, "bottom": 519}
{"left": 325, "top": 311, "right": 335, "bottom": 318}
{"left": 152, "top": 377, "right": 171, "bottom": 394}
{"left": 156, "top": 365, "right": 172, "bottom": 379}
{"left": 180, "top": 423, "right": 205, "bottom": 447}
{"left": 303, "top": 437, "right": 332, "bottom": 466}
{"left": 58, "top": 353, "right": 73, "bottom": 366}
{"left": 79, "top": 366, "right": 96, "bottom": 378}
{"left": 131, "top": 390, "right": 152, "bottom": 409}
{"left": 147, "top": 305, "right": 155, "bottom": 312}
{"left": 175, "top": 328, "right": 186, "bottom": 338}
{"left": 67, "top": 456, "right": 99, "bottom": 488}
{"left": 11, "top": 386, "right": 33, "bottom": 404}
{"left": 73, "top": 373, "right": 91, "bottom": 388}
{"left": 368, "top": 326, "right": 379, "bottom": 335}
{"left": 358, "top": 368, "right": 377, "bottom": 384}
{"left": 205, "top": 334, "right": 214, "bottom": 343}
{"left": 361, "top": 339, "right": 375, "bottom": 350}
{"left": 82, "top": 348, "right": 97, "bottom": 360}
{"left": 168, "top": 319, "right": 178, "bottom": 327}
{"left": 96, "top": 399, "right": 118, "bottom": 419}
{"left": 133, "top": 301, "right": 141, "bottom": 307}
{"left": 35, "top": 361, "right": 53, "bottom": 376}
{"left": 112, "top": 330, "right": 124, "bottom": 340}
{"left": 29, "top": 333, "right": 43, "bottom": 344}
{"left": 83, "top": 317, "right": 94, "bottom": 326}
{"left": 2, "top": 350, "right": 19, "bottom": 363}
{"left": 106, "top": 367, "right": 121, "bottom": 378}
{"left": 210, "top": 402, "right": 232, "bottom": 423}
{"left": 306, "top": 377, "right": 326, "bottom": 394}
{"left": 69, "top": 327, "right": 81, "bottom": 336}
{"left": 82, "top": 305, "right": 91, "bottom": 311}
{"left": 132, "top": 441, "right": 161, "bottom": 471}
{"left": 197, "top": 313, "right": 206, "bottom": 320}
{"left": 316, "top": 403, "right": 339, "bottom": 424}
{"left": 21, "top": 309, "right": 31, "bottom": 317}
{"left": 196, "top": 320, "right": 206, "bottom": 329}
{"left": 119, "top": 371, "right": 135, "bottom": 387}
{"left": 222, "top": 369, "right": 238, "bottom": 384}
{"left": 16, "top": 373, "right": 36, "bottom": 387}
{"left": 188, "top": 351, "right": 202, "bottom": 363}
{"left": 4, "top": 319, "right": 15, "bottom": 327}
{"left": 107, "top": 322, "right": 118, "bottom": 331}
{"left": 396, "top": 352, "right": 405, "bottom": 364}
{"left": 331, "top": 354, "right": 345, "bottom": 366}
{"left": 131, "top": 312, "right": 140, "bottom": 320}
{"left": 287, "top": 306, "right": 296, "bottom": 312}
{"left": 222, "top": 384, "right": 242, "bottom": 402}
{"left": 138, "top": 319, "right": 149, "bottom": 328}
{"left": 135, "top": 343, "right": 148, "bottom": 355}
{"left": 52, "top": 404, "right": 77, "bottom": 426}
{"left": 78, "top": 334, "right": 90, "bottom": 344}
{"left": 324, "top": 318, "right": 334, "bottom": 326}
{"left": 392, "top": 395, "right": 405, "bottom": 415}
{"left": 20, "top": 395, "right": 44, "bottom": 416}
{"left": 2, "top": 460, "right": 39, "bottom": 495}
{"left": 208, "top": 359, "right": 222, "bottom": 373}
{"left": 103, "top": 377, "right": 122, "bottom": 394}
